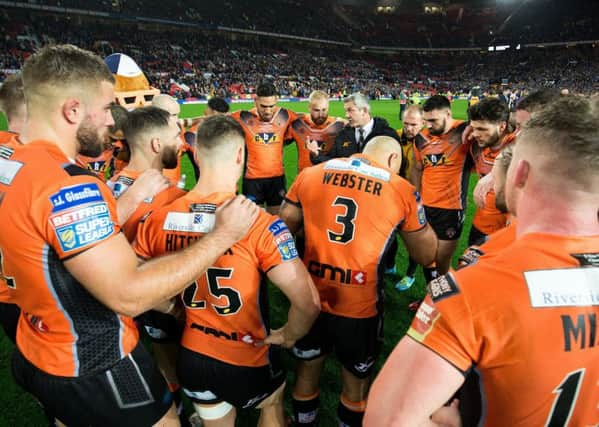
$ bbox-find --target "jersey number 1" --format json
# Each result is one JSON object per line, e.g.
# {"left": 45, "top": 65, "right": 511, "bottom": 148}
{"left": 327, "top": 197, "right": 358, "bottom": 244}
{"left": 545, "top": 369, "right": 585, "bottom": 427}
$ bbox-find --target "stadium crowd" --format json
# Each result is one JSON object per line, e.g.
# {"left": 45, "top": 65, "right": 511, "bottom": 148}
{"left": 1, "top": 7, "right": 599, "bottom": 100}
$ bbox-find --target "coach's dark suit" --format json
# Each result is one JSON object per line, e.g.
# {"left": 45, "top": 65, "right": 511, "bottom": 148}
{"left": 310, "top": 117, "right": 400, "bottom": 164}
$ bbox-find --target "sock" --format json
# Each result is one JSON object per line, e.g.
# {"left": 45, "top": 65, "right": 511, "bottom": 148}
{"left": 423, "top": 263, "right": 438, "bottom": 283}
{"left": 337, "top": 394, "right": 366, "bottom": 427}
{"left": 292, "top": 391, "right": 320, "bottom": 426}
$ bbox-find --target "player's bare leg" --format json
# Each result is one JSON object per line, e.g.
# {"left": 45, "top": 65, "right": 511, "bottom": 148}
{"left": 338, "top": 367, "right": 369, "bottom": 427}
{"left": 193, "top": 402, "right": 236, "bottom": 427}
{"left": 292, "top": 356, "right": 326, "bottom": 425}
{"left": 436, "top": 239, "right": 459, "bottom": 275}
{"left": 153, "top": 404, "right": 180, "bottom": 426}
{"left": 257, "top": 382, "right": 286, "bottom": 427}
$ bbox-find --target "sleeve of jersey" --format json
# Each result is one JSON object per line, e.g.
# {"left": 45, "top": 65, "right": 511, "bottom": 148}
{"left": 407, "top": 273, "right": 479, "bottom": 374}
{"left": 40, "top": 176, "right": 121, "bottom": 260}
{"left": 284, "top": 170, "right": 305, "bottom": 207}
{"left": 256, "top": 214, "right": 299, "bottom": 272}
{"left": 397, "top": 182, "right": 427, "bottom": 232}
{"left": 132, "top": 216, "right": 154, "bottom": 260}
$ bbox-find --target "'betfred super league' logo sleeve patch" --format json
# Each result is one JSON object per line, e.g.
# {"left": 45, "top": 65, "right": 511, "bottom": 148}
{"left": 49, "top": 183, "right": 115, "bottom": 253}
{"left": 268, "top": 219, "right": 298, "bottom": 261}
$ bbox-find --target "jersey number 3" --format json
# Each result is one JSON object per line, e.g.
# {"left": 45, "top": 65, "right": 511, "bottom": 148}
{"left": 327, "top": 196, "right": 358, "bottom": 244}
{"left": 182, "top": 268, "right": 242, "bottom": 316}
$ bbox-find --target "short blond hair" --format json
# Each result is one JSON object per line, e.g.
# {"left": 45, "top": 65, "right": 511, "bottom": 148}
{"left": 22, "top": 44, "right": 114, "bottom": 106}
{"left": 309, "top": 90, "right": 329, "bottom": 103}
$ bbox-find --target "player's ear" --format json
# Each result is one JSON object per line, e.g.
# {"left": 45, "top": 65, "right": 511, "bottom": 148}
{"left": 236, "top": 144, "right": 244, "bottom": 165}
{"left": 513, "top": 159, "right": 530, "bottom": 189}
{"left": 150, "top": 137, "right": 161, "bottom": 154}
{"left": 62, "top": 98, "right": 83, "bottom": 125}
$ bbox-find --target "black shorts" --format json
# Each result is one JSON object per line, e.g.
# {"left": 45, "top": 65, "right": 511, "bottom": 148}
{"left": 467, "top": 224, "right": 489, "bottom": 247}
{"left": 0, "top": 302, "right": 20, "bottom": 344}
{"left": 137, "top": 310, "right": 183, "bottom": 343}
{"left": 291, "top": 312, "right": 383, "bottom": 379}
{"left": 242, "top": 175, "right": 286, "bottom": 207}
{"left": 424, "top": 206, "right": 465, "bottom": 241}
{"left": 177, "top": 347, "right": 286, "bottom": 409}
{"left": 12, "top": 342, "right": 172, "bottom": 427}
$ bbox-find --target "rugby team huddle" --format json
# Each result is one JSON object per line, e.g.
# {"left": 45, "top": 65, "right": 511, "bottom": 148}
{"left": 0, "top": 45, "right": 597, "bottom": 427}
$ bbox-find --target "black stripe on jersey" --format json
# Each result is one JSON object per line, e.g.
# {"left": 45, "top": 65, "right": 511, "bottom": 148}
{"left": 63, "top": 163, "right": 101, "bottom": 179}
{"left": 46, "top": 246, "right": 124, "bottom": 375}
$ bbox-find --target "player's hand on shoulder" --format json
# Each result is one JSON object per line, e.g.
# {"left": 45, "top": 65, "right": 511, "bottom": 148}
{"left": 431, "top": 399, "right": 462, "bottom": 427}
{"left": 473, "top": 173, "right": 494, "bottom": 209}
{"left": 128, "top": 169, "right": 170, "bottom": 203}
{"left": 306, "top": 137, "right": 321, "bottom": 155}
{"left": 214, "top": 195, "right": 260, "bottom": 243}
{"left": 461, "top": 125, "right": 474, "bottom": 144}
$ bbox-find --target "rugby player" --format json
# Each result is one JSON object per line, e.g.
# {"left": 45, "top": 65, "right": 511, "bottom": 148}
{"left": 289, "top": 90, "right": 345, "bottom": 173}
{"left": 231, "top": 82, "right": 296, "bottom": 215}
{"left": 467, "top": 98, "right": 516, "bottom": 246}
{"left": 412, "top": 95, "right": 470, "bottom": 276}
{"left": 280, "top": 136, "right": 438, "bottom": 427}
{"left": 135, "top": 115, "right": 320, "bottom": 427}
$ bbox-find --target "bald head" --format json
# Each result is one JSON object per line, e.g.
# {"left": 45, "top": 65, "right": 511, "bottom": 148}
{"left": 402, "top": 105, "right": 424, "bottom": 140}
{"left": 363, "top": 136, "right": 403, "bottom": 174}
{"left": 152, "top": 94, "right": 180, "bottom": 122}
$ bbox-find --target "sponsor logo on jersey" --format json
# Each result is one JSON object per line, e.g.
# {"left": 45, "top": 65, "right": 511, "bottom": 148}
{"left": 408, "top": 295, "right": 441, "bottom": 341}
{"left": 162, "top": 212, "right": 215, "bottom": 233}
{"left": 268, "top": 219, "right": 288, "bottom": 236}
{"left": 428, "top": 275, "right": 460, "bottom": 302}
{"left": 0, "top": 157, "right": 23, "bottom": 185}
{"left": 254, "top": 132, "right": 277, "bottom": 145}
{"left": 272, "top": 229, "right": 298, "bottom": 261}
{"left": 308, "top": 261, "right": 367, "bottom": 285}
{"left": 324, "top": 158, "right": 391, "bottom": 182}
{"left": 49, "top": 183, "right": 104, "bottom": 212}
{"left": 50, "top": 199, "right": 115, "bottom": 253}
{"left": 525, "top": 267, "right": 599, "bottom": 308}
{"left": 423, "top": 153, "right": 451, "bottom": 167}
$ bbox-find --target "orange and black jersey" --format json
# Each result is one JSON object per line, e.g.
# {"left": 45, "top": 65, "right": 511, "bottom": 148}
{"left": 76, "top": 149, "right": 114, "bottom": 182}
{"left": 470, "top": 132, "right": 517, "bottom": 235}
{"left": 231, "top": 107, "right": 296, "bottom": 179}
{"left": 414, "top": 121, "right": 471, "bottom": 210}
{"left": 288, "top": 115, "right": 345, "bottom": 172}
{"left": 135, "top": 192, "right": 298, "bottom": 367}
{"left": 108, "top": 169, "right": 186, "bottom": 242}
{"left": 409, "top": 232, "right": 599, "bottom": 426}
{"left": 0, "top": 140, "right": 138, "bottom": 377}
{"left": 286, "top": 154, "right": 426, "bottom": 318}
